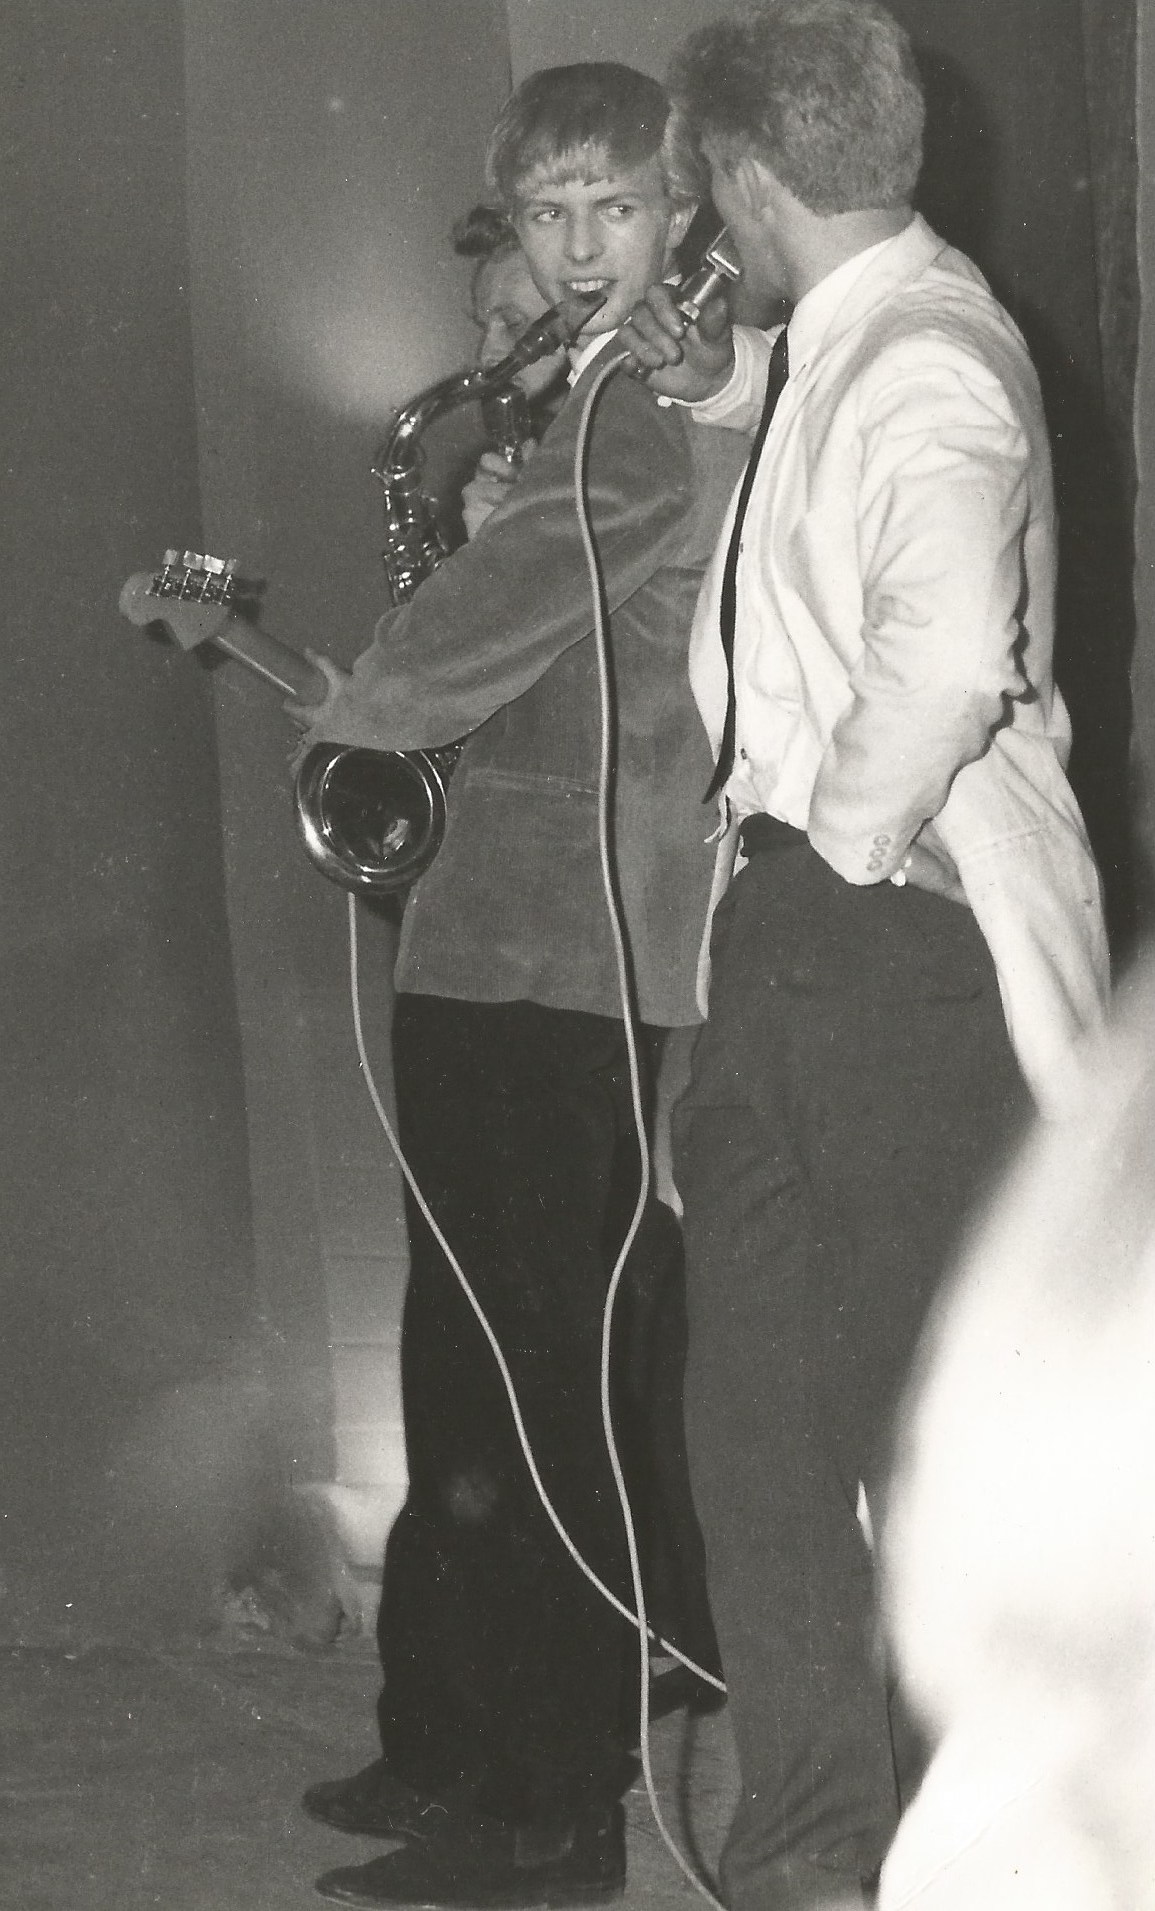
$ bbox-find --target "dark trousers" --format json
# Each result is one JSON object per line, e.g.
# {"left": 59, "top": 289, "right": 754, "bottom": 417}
{"left": 376, "top": 993, "right": 711, "bottom": 1825}
{"left": 674, "top": 840, "right": 1029, "bottom": 1911}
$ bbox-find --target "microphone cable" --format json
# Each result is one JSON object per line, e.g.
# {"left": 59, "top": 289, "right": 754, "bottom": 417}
{"left": 344, "top": 342, "right": 727, "bottom": 1910}
{"left": 570, "top": 342, "right": 727, "bottom": 1908}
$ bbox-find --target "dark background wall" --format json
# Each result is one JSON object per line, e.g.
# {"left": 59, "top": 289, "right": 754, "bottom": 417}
{"left": 1134, "top": 5, "right": 1155, "bottom": 868}
{"left": 0, "top": 0, "right": 1140, "bottom": 1634}
{"left": 0, "top": 4, "right": 257, "bottom": 1621}
{"left": 178, "top": 0, "right": 513, "bottom": 1582}
{"left": 897, "top": 0, "right": 1137, "bottom": 945}
{"left": 0, "top": 0, "right": 514, "bottom": 1633}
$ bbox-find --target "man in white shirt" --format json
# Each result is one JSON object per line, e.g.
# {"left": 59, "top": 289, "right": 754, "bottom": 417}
{"left": 617, "top": 3, "right": 1110, "bottom": 1906}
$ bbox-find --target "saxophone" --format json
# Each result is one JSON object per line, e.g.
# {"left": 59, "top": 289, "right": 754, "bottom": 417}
{"left": 294, "top": 230, "right": 740, "bottom": 896}
{"left": 292, "top": 294, "right": 597, "bottom": 897}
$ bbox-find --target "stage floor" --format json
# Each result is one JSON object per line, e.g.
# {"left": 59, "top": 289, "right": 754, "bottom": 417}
{"left": 1, "top": 1621, "right": 739, "bottom": 1911}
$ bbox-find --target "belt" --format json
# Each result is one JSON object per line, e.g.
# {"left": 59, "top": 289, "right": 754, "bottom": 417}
{"left": 739, "top": 814, "right": 808, "bottom": 856}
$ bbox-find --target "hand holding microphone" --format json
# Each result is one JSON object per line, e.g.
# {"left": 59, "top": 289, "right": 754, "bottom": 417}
{"left": 616, "top": 229, "right": 740, "bottom": 405}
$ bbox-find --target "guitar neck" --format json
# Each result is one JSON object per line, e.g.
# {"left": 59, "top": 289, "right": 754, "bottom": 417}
{"left": 120, "top": 558, "right": 333, "bottom": 706}
{"left": 209, "top": 618, "right": 327, "bottom": 703}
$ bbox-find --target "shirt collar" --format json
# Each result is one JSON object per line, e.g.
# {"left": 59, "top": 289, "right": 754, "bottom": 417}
{"left": 786, "top": 228, "right": 907, "bottom": 372}
{"left": 567, "top": 333, "right": 615, "bottom": 383}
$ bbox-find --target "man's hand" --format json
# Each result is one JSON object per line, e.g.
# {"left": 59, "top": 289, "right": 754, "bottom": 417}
{"left": 462, "top": 443, "right": 537, "bottom": 541}
{"left": 284, "top": 649, "right": 353, "bottom": 731}
{"left": 616, "top": 283, "right": 736, "bottom": 404}
{"left": 894, "top": 830, "right": 967, "bottom": 905}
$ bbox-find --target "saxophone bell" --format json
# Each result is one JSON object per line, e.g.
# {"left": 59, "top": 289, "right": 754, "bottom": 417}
{"left": 294, "top": 739, "right": 462, "bottom": 897}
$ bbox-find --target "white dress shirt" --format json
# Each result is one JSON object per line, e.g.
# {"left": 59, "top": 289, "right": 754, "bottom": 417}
{"left": 687, "top": 216, "right": 1109, "bottom": 1114}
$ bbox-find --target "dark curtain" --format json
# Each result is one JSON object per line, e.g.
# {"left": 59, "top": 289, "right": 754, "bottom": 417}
{"left": 1080, "top": 0, "right": 1139, "bottom": 487}
{"left": 894, "top": 0, "right": 1139, "bottom": 953}
{"left": 1077, "top": 0, "right": 1141, "bottom": 940}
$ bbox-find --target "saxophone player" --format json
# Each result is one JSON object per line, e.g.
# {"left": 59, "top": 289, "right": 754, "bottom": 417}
{"left": 289, "top": 61, "right": 750, "bottom": 1911}
{"left": 450, "top": 204, "right": 566, "bottom": 539}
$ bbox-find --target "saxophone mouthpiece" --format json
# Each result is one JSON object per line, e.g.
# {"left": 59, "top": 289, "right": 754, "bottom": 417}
{"left": 555, "top": 287, "right": 608, "bottom": 336}
{"left": 507, "top": 290, "right": 607, "bottom": 369}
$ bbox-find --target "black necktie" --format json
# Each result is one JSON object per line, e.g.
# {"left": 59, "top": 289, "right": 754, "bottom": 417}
{"left": 703, "top": 326, "right": 790, "bottom": 803}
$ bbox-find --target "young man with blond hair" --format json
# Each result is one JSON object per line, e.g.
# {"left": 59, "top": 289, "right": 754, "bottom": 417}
{"left": 294, "top": 61, "right": 747, "bottom": 1910}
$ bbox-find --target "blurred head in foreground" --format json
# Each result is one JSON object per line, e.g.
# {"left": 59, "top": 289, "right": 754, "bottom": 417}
{"left": 879, "top": 957, "right": 1155, "bottom": 1910}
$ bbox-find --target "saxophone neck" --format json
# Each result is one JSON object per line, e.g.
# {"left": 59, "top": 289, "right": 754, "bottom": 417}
{"left": 372, "top": 371, "right": 493, "bottom": 601}
{"left": 494, "top": 287, "right": 604, "bottom": 373}
{"left": 373, "top": 367, "right": 490, "bottom": 486}
{"left": 480, "top": 387, "right": 533, "bottom": 466}
{"left": 370, "top": 289, "right": 600, "bottom": 603}
{"left": 372, "top": 287, "right": 600, "bottom": 486}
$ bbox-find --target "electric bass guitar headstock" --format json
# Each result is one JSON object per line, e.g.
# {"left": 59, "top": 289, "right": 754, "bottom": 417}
{"left": 119, "top": 549, "right": 323, "bottom": 702}
{"left": 118, "top": 549, "right": 250, "bottom": 651}
{"left": 118, "top": 547, "right": 450, "bottom": 894}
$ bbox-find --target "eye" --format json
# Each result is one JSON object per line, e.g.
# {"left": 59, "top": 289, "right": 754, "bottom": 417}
{"left": 602, "top": 201, "right": 639, "bottom": 221}
{"left": 528, "top": 206, "right": 562, "bottom": 224}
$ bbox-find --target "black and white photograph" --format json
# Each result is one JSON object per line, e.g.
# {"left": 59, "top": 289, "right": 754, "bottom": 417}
{"left": 2, "top": 2, "right": 1150, "bottom": 1907}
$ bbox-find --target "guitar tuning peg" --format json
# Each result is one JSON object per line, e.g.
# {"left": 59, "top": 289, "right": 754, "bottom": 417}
{"left": 197, "top": 552, "right": 239, "bottom": 602}
{"left": 163, "top": 549, "right": 179, "bottom": 568}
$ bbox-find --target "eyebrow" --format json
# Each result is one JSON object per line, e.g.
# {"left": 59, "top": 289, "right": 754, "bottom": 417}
{"left": 516, "top": 183, "right": 646, "bottom": 211}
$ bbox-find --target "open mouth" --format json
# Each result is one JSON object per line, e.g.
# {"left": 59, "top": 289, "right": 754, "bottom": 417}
{"left": 564, "top": 278, "right": 615, "bottom": 299}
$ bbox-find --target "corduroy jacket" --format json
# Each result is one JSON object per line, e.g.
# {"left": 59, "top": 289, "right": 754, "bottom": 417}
{"left": 305, "top": 341, "right": 751, "bottom": 1026}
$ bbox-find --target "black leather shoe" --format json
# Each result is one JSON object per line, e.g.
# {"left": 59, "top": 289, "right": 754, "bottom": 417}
{"left": 302, "top": 1759, "right": 462, "bottom": 1840}
{"left": 314, "top": 1801, "right": 626, "bottom": 1907}
{"left": 647, "top": 1663, "right": 726, "bottom": 1724}
{"left": 621, "top": 1662, "right": 726, "bottom": 1750}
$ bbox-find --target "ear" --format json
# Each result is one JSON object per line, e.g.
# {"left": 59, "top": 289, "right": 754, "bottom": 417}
{"left": 731, "top": 152, "right": 777, "bottom": 220}
{"left": 666, "top": 199, "right": 697, "bottom": 255}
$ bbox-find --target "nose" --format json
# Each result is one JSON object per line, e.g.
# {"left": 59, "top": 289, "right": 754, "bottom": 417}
{"left": 478, "top": 317, "right": 513, "bottom": 369}
{"left": 563, "top": 209, "right": 600, "bottom": 266}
